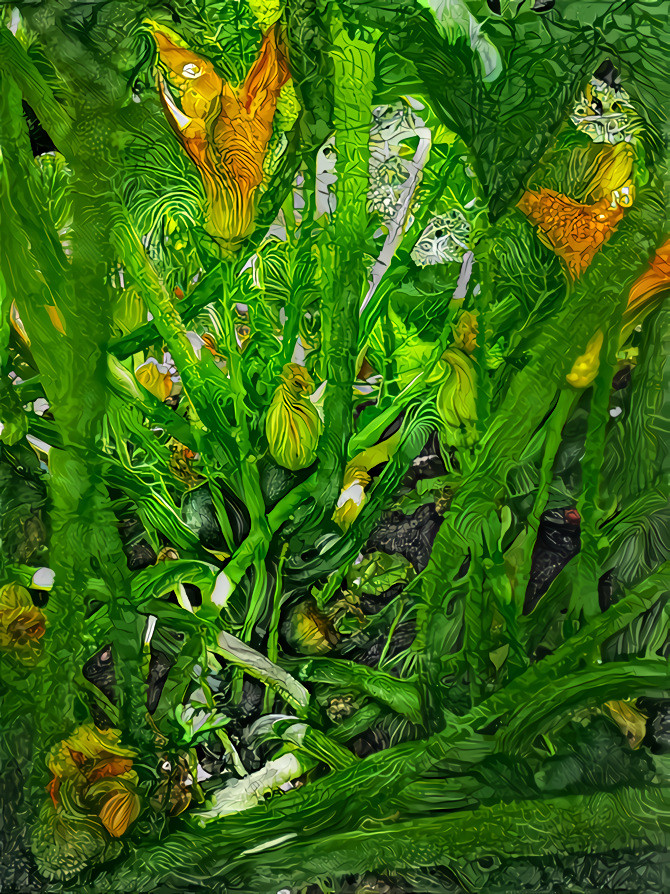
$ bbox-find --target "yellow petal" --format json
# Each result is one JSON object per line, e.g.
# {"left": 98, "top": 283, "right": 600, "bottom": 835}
{"left": 99, "top": 789, "right": 141, "bottom": 837}
{"left": 135, "top": 361, "right": 173, "bottom": 401}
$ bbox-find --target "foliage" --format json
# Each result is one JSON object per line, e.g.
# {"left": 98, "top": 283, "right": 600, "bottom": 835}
{"left": 0, "top": 0, "right": 668, "bottom": 892}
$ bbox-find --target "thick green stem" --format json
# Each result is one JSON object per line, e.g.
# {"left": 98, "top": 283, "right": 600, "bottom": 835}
{"left": 233, "top": 785, "right": 670, "bottom": 892}
{"left": 311, "top": 20, "right": 374, "bottom": 510}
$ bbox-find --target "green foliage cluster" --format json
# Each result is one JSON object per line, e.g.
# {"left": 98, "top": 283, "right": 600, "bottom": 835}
{"left": 0, "top": 0, "right": 668, "bottom": 892}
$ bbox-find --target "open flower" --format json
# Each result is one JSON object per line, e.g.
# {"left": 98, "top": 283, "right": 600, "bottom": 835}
{"left": 0, "top": 582, "right": 46, "bottom": 662}
{"left": 135, "top": 357, "right": 174, "bottom": 401}
{"left": 148, "top": 21, "right": 291, "bottom": 252}
{"left": 33, "top": 724, "right": 141, "bottom": 879}
{"left": 46, "top": 724, "right": 141, "bottom": 838}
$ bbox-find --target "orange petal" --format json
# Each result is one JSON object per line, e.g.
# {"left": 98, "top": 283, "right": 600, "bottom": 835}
{"left": 518, "top": 189, "right": 623, "bottom": 279}
{"left": 627, "top": 237, "right": 670, "bottom": 314}
{"left": 99, "top": 789, "right": 141, "bottom": 837}
{"left": 88, "top": 756, "right": 134, "bottom": 783}
{"left": 47, "top": 776, "right": 60, "bottom": 808}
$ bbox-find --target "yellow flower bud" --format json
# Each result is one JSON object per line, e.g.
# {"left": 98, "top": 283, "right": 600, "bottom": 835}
{"left": 566, "top": 330, "right": 603, "bottom": 388}
{"left": 436, "top": 349, "right": 478, "bottom": 448}
{"left": 332, "top": 465, "right": 371, "bottom": 532}
{"left": 285, "top": 598, "right": 339, "bottom": 655}
{"left": 265, "top": 364, "right": 323, "bottom": 471}
{"left": 604, "top": 699, "right": 647, "bottom": 750}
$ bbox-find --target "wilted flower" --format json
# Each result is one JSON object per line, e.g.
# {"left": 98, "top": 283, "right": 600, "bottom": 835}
{"left": 326, "top": 695, "right": 357, "bottom": 723}
{"left": 0, "top": 582, "right": 46, "bottom": 661}
{"left": 168, "top": 438, "right": 204, "bottom": 488}
{"left": 265, "top": 364, "right": 323, "bottom": 471}
{"left": 411, "top": 209, "right": 471, "bottom": 267}
{"left": 367, "top": 156, "right": 409, "bottom": 219}
{"left": 150, "top": 753, "right": 193, "bottom": 817}
{"left": 570, "top": 76, "right": 640, "bottom": 145}
{"left": 436, "top": 349, "right": 478, "bottom": 448}
{"left": 566, "top": 330, "right": 603, "bottom": 388}
{"left": 32, "top": 724, "right": 140, "bottom": 878}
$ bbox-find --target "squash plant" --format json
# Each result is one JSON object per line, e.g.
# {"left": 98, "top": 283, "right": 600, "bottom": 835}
{"left": 0, "top": 0, "right": 669, "bottom": 891}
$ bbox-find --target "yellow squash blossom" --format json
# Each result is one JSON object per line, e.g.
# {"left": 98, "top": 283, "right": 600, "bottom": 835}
{"left": 148, "top": 21, "right": 291, "bottom": 252}
{"left": 266, "top": 364, "right": 323, "bottom": 471}
{"left": 604, "top": 699, "right": 647, "bottom": 750}
{"left": 332, "top": 432, "right": 402, "bottom": 531}
{"left": 451, "top": 310, "right": 479, "bottom": 354}
{"left": 46, "top": 723, "right": 141, "bottom": 839}
{"left": 285, "top": 598, "right": 340, "bottom": 655}
{"left": 333, "top": 465, "right": 372, "bottom": 532}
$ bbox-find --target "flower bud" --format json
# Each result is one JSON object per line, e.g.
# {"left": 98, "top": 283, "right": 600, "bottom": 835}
{"left": 436, "top": 349, "right": 478, "bottom": 448}
{"left": 265, "top": 364, "right": 323, "bottom": 471}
